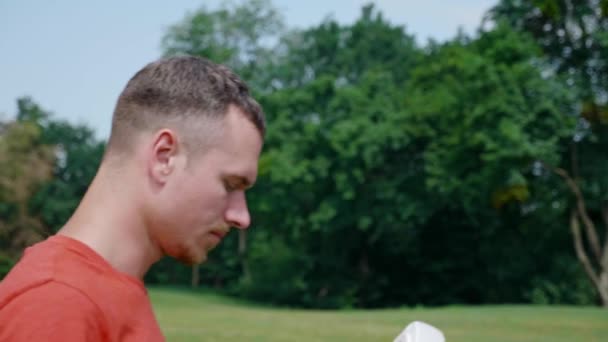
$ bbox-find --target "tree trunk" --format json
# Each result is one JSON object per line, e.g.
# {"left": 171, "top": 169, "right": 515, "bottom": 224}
{"left": 544, "top": 160, "right": 608, "bottom": 308}
{"left": 238, "top": 230, "right": 250, "bottom": 280}
{"left": 600, "top": 205, "right": 608, "bottom": 307}
{"left": 191, "top": 264, "right": 200, "bottom": 288}
{"left": 599, "top": 272, "right": 608, "bottom": 308}
{"left": 570, "top": 209, "right": 608, "bottom": 308}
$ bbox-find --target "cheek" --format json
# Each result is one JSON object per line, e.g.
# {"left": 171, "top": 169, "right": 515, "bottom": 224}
{"left": 177, "top": 184, "right": 228, "bottom": 226}
{"left": 160, "top": 168, "right": 229, "bottom": 225}
{"left": 188, "top": 179, "right": 229, "bottom": 211}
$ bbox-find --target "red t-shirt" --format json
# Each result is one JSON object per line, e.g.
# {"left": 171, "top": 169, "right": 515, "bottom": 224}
{"left": 0, "top": 235, "right": 165, "bottom": 341}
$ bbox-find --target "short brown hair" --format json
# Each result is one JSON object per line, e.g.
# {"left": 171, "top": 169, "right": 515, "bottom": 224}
{"left": 106, "top": 56, "right": 265, "bottom": 155}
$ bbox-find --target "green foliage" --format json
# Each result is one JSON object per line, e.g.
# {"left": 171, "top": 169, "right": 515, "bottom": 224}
{"left": 490, "top": 0, "right": 608, "bottom": 104}
{"left": 0, "top": 111, "right": 54, "bottom": 267}
{"left": 10, "top": 98, "right": 106, "bottom": 233}
{"left": 490, "top": 0, "right": 608, "bottom": 307}
{"left": 0, "top": 253, "right": 15, "bottom": 279}
{"left": 527, "top": 256, "right": 596, "bottom": 305}
{"left": 237, "top": 234, "right": 314, "bottom": 306}
{"left": 162, "top": 0, "right": 284, "bottom": 90}
{"left": 0, "top": 97, "right": 104, "bottom": 275}
{"left": 489, "top": 0, "right": 608, "bottom": 211}
{"left": 406, "top": 23, "right": 576, "bottom": 213}
{"left": 31, "top": 120, "right": 105, "bottom": 232}
{"left": 271, "top": 4, "right": 420, "bottom": 87}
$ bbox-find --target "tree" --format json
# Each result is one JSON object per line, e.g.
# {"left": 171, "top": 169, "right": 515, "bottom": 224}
{"left": 0, "top": 102, "right": 55, "bottom": 277}
{"left": 489, "top": 0, "right": 608, "bottom": 307}
{"left": 162, "top": 0, "right": 284, "bottom": 91}
{"left": 1, "top": 97, "right": 107, "bottom": 278}
{"left": 7, "top": 97, "right": 106, "bottom": 234}
{"left": 30, "top": 120, "right": 104, "bottom": 233}
{"left": 403, "top": 24, "right": 590, "bottom": 304}
{"left": 238, "top": 5, "right": 431, "bottom": 307}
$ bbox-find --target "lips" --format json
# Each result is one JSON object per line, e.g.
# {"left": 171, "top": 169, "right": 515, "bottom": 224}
{"left": 210, "top": 230, "right": 227, "bottom": 240}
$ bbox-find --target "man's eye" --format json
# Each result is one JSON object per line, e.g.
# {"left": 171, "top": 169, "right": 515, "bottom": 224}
{"left": 224, "top": 181, "right": 237, "bottom": 192}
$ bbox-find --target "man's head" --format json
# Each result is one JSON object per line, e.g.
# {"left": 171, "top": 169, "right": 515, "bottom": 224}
{"left": 107, "top": 55, "right": 264, "bottom": 156}
{"left": 105, "top": 56, "right": 265, "bottom": 265}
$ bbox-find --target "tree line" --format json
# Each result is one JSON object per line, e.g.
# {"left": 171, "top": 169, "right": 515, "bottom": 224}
{"left": 1, "top": 0, "right": 607, "bottom": 308}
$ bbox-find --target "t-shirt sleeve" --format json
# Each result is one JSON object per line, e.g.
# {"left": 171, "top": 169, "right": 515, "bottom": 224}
{"left": 0, "top": 281, "right": 108, "bottom": 341}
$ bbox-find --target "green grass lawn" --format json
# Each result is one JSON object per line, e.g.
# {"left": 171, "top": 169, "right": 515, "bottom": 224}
{"left": 150, "top": 287, "right": 608, "bottom": 341}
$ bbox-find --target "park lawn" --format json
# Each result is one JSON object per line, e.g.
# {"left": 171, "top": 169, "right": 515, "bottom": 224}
{"left": 150, "top": 287, "right": 608, "bottom": 342}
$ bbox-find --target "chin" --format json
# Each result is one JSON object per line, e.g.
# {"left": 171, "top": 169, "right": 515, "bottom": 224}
{"left": 174, "top": 255, "right": 205, "bottom": 266}
{"left": 173, "top": 247, "right": 208, "bottom": 265}
{"left": 191, "top": 253, "right": 208, "bottom": 265}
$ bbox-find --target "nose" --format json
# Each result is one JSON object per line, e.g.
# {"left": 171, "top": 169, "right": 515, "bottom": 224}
{"left": 225, "top": 191, "right": 251, "bottom": 229}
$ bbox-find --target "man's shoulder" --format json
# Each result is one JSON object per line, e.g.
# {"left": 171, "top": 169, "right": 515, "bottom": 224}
{"left": 1, "top": 280, "right": 101, "bottom": 313}
{"left": 0, "top": 281, "right": 110, "bottom": 341}
{"left": 1, "top": 237, "right": 91, "bottom": 299}
{"left": 0, "top": 239, "right": 56, "bottom": 307}
{"left": 0, "top": 237, "right": 164, "bottom": 341}
{"left": 0, "top": 236, "right": 143, "bottom": 310}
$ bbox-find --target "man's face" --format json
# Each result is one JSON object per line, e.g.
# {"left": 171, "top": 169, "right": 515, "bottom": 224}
{"left": 148, "top": 106, "right": 263, "bottom": 264}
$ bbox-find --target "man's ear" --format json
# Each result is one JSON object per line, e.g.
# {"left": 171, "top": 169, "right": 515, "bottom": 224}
{"left": 149, "top": 129, "right": 179, "bottom": 185}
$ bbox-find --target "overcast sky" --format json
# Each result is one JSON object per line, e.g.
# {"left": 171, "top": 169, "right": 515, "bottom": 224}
{"left": 0, "top": 0, "right": 496, "bottom": 140}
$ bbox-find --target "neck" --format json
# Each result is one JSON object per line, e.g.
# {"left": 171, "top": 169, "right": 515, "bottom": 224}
{"left": 58, "top": 162, "right": 162, "bottom": 279}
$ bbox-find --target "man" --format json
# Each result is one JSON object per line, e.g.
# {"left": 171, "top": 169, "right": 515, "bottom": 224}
{"left": 0, "top": 56, "right": 265, "bottom": 341}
